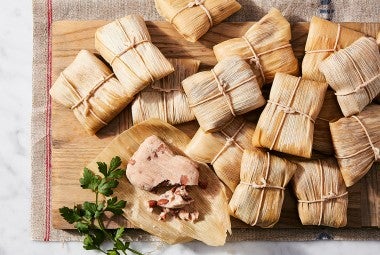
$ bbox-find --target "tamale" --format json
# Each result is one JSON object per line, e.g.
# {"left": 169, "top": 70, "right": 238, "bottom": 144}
{"left": 185, "top": 117, "right": 256, "bottom": 191}
{"left": 50, "top": 50, "right": 133, "bottom": 135}
{"left": 182, "top": 56, "right": 265, "bottom": 132}
{"left": 330, "top": 104, "right": 380, "bottom": 187}
{"left": 86, "top": 119, "right": 231, "bottom": 246}
{"left": 320, "top": 37, "right": 380, "bottom": 117}
{"left": 95, "top": 15, "right": 174, "bottom": 98}
{"left": 252, "top": 73, "right": 328, "bottom": 158}
{"left": 229, "top": 149, "right": 297, "bottom": 227}
{"left": 131, "top": 58, "right": 200, "bottom": 125}
{"left": 313, "top": 89, "right": 344, "bottom": 155}
{"left": 155, "top": 0, "right": 241, "bottom": 42}
{"left": 213, "top": 8, "right": 299, "bottom": 86}
{"left": 292, "top": 158, "right": 348, "bottom": 228}
{"left": 302, "top": 16, "right": 364, "bottom": 82}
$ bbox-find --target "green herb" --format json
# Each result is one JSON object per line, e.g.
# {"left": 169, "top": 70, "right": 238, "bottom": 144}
{"left": 59, "top": 156, "right": 143, "bottom": 255}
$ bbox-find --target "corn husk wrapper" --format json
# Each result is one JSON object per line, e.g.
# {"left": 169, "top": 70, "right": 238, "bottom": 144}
{"left": 252, "top": 73, "right": 328, "bottom": 158}
{"left": 213, "top": 8, "right": 299, "bottom": 86}
{"left": 86, "top": 119, "right": 230, "bottom": 246}
{"left": 155, "top": 0, "right": 241, "bottom": 42}
{"left": 185, "top": 117, "right": 256, "bottom": 192}
{"left": 50, "top": 50, "right": 133, "bottom": 135}
{"left": 95, "top": 15, "right": 174, "bottom": 97}
{"left": 229, "top": 149, "right": 297, "bottom": 228}
{"left": 320, "top": 37, "right": 380, "bottom": 117}
{"left": 313, "top": 89, "right": 344, "bottom": 155}
{"left": 302, "top": 16, "right": 364, "bottom": 82}
{"left": 131, "top": 58, "right": 200, "bottom": 125}
{"left": 182, "top": 56, "right": 265, "bottom": 132}
{"left": 292, "top": 158, "right": 348, "bottom": 228}
{"left": 330, "top": 104, "right": 380, "bottom": 187}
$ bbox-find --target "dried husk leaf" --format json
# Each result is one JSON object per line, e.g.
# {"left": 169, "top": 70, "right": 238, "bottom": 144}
{"left": 313, "top": 89, "right": 344, "bottom": 155}
{"left": 86, "top": 119, "right": 231, "bottom": 246}
{"left": 213, "top": 8, "right": 299, "bottom": 85}
{"left": 291, "top": 158, "right": 348, "bottom": 228}
{"left": 330, "top": 104, "right": 380, "bottom": 187}
{"left": 155, "top": 0, "right": 241, "bottom": 42}
{"left": 50, "top": 50, "right": 133, "bottom": 135}
{"left": 95, "top": 15, "right": 174, "bottom": 97}
{"left": 185, "top": 117, "right": 256, "bottom": 191}
{"left": 302, "top": 16, "right": 364, "bottom": 82}
{"left": 252, "top": 73, "right": 328, "bottom": 158}
{"left": 320, "top": 37, "right": 380, "bottom": 117}
{"left": 131, "top": 58, "right": 200, "bottom": 125}
{"left": 182, "top": 56, "right": 265, "bottom": 132}
{"left": 229, "top": 149, "right": 297, "bottom": 228}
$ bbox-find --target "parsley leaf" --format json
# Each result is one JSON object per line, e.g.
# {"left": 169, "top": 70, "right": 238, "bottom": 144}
{"left": 80, "top": 168, "right": 101, "bottom": 191}
{"left": 105, "top": 197, "right": 126, "bottom": 215}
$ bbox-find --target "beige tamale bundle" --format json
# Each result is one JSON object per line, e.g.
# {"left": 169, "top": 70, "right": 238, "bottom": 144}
{"left": 320, "top": 37, "right": 380, "bottom": 117}
{"left": 95, "top": 15, "right": 174, "bottom": 97}
{"left": 229, "top": 149, "right": 297, "bottom": 227}
{"left": 213, "top": 8, "right": 299, "bottom": 86}
{"left": 302, "top": 16, "right": 364, "bottom": 82}
{"left": 252, "top": 73, "right": 328, "bottom": 158}
{"left": 155, "top": 0, "right": 241, "bottom": 42}
{"left": 313, "top": 89, "right": 344, "bottom": 155}
{"left": 185, "top": 117, "right": 256, "bottom": 192}
{"left": 131, "top": 58, "right": 200, "bottom": 125}
{"left": 292, "top": 158, "right": 348, "bottom": 228}
{"left": 49, "top": 50, "right": 133, "bottom": 135}
{"left": 330, "top": 104, "right": 380, "bottom": 187}
{"left": 182, "top": 56, "right": 265, "bottom": 132}
{"left": 87, "top": 119, "right": 231, "bottom": 246}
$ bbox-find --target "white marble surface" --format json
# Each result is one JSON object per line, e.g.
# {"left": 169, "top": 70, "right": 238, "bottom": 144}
{"left": 0, "top": 0, "right": 380, "bottom": 254}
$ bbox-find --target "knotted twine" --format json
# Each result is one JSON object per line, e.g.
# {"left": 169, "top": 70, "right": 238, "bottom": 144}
{"left": 188, "top": 69, "right": 256, "bottom": 117}
{"left": 335, "top": 115, "right": 380, "bottom": 162}
{"left": 170, "top": 0, "right": 213, "bottom": 28}
{"left": 242, "top": 36, "right": 292, "bottom": 84}
{"left": 61, "top": 72, "right": 114, "bottom": 125}
{"left": 266, "top": 77, "right": 316, "bottom": 150}
{"left": 210, "top": 121, "right": 246, "bottom": 165}
{"left": 306, "top": 24, "right": 341, "bottom": 54}
{"left": 240, "top": 152, "right": 285, "bottom": 226}
{"left": 298, "top": 160, "right": 348, "bottom": 226}
{"left": 110, "top": 19, "right": 154, "bottom": 83}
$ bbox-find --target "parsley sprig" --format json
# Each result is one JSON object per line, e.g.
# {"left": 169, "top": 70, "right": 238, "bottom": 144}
{"left": 59, "top": 156, "right": 143, "bottom": 255}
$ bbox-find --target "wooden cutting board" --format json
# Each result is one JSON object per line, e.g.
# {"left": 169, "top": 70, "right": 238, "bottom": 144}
{"left": 51, "top": 20, "right": 380, "bottom": 230}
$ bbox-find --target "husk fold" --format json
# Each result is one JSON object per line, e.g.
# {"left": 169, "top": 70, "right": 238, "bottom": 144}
{"left": 213, "top": 8, "right": 299, "bottom": 85}
{"left": 185, "top": 117, "right": 256, "bottom": 192}
{"left": 182, "top": 56, "right": 265, "bottom": 132}
{"left": 229, "top": 149, "right": 297, "bottom": 228}
{"left": 131, "top": 58, "right": 200, "bottom": 125}
{"left": 86, "top": 119, "right": 231, "bottom": 246}
{"left": 95, "top": 15, "right": 174, "bottom": 98}
{"left": 291, "top": 158, "right": 348, "bottom": 228}
{"left": 330, "top": 104, "right": 380, "bottom": 187}
{"left": 50, "top": 50, "right": 133, "bottom": 135}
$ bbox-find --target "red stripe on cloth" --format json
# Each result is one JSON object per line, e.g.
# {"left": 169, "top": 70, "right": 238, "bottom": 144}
{"left": 44, "top": 0, "right": 53, "bottom": 242}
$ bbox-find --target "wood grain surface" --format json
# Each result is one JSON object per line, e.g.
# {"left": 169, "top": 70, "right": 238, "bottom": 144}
{"left": 51, "top": 20, "right": 380, "bottom": 230}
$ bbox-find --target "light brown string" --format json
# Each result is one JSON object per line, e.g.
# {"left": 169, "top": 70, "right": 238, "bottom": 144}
{"left": 170, "top": 0, "right": 213, "bottom": 28}
{"left": 242, "top": 36, "right": 292, "bottom": 84}
{"left": 188, "top": 71, "right": 256, "bottom": 115}
{"left": 111, "top": 19, "right": 154, "bottom": 83}
{"left": 306, "top": 24, "right": 341, "bottom": 54}
{"left": 335, "top": 116, "right": 380, "bottom": 162}
{"left": 298, "top": 160, "right": 348, "bottom": 226}
{"left": 210, "top": 121, "right": 246, "bottom": 164}
{"left": 335, "top": 50, "right": 379, "bottom": 100}
{"left": 316, "top": 116, "right": 330, "bottom": 122}
{"left": 268, "top": 77, "right": 304, "bottom": 150}
{"left": 240, "top": 152, "right": 285, "bottom": 226}
{"left": 61, "top": 72, "right": 110, "bottom": 125}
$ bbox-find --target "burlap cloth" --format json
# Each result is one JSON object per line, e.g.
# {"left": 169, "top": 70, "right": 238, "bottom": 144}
{"left": 32, "top": 0, "right": 380, "bottom": 242}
